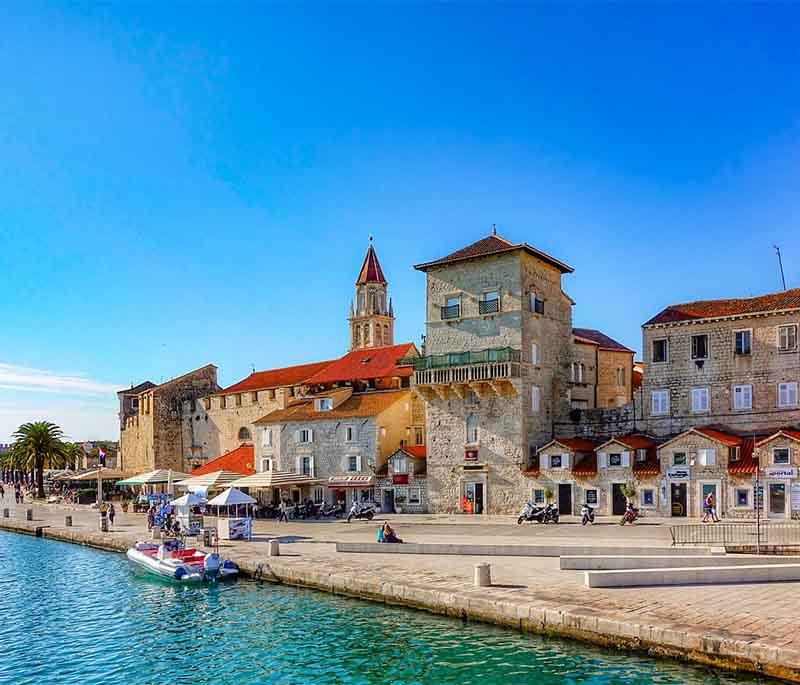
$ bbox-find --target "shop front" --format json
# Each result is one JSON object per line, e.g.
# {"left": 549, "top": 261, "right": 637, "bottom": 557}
{"left": 327, "top": 474, "right": 377, "bottom": 509}
{"left": 375, "top": 447, "right": 427, "bottom": 514}
{"left": 755, "top": 430, "right": 800, "bottom": 520}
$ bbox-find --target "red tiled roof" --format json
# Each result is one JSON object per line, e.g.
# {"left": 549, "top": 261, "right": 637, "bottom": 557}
{"left": 402, "top": 445, "right": 427, "bottom": 459}
{"left": 729, "top": 438, "right": 757, "bottom": 475}
{"left": 544, "top": 437, "right": 600, "bottom": 453}
{"left": 356, "top": 244, "right": 387, "bottom": 285}
{"left": 693, "top": 426, "right": 743, "bottom": 447}
{"left": 414, "top": 233, "right": 573, "bottom": 274}
{"left": 756, "top": 428, "right": 800, "bottom": 447}
{"left": 304, "top": 343, "right": 416, "bottom": 385}
{"left": 521, "top": 468, "right": 541, "bottom": 478}
{"left": 599, "top": 434, "right": 658, "bottom": 451}
{"left": 191, "top": 444, "right": 254, "bottom": 476}
{"left": 572, "top": 453, "right": 598, "bottom": 476}
{"left": 644, "top": 288, "right": 800, "bottom": 326}
{"left": 255, "top": 389, "right": 409, "bottom": 424}
{"left": 573, "top": 328, "right": 634, "bottom": 353}
{"left": 632, "top": 460, "right": 661, "bottom": 477}
{"left": 219, "top": 360, "right": 334, "bottom": 395}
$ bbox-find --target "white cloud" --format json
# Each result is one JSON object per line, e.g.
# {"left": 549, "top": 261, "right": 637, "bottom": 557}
{"left": 0, "top": 362, "right": 121, "bottom": 396}
{"left": 0, "top": 401, "right": 119, "bottom": 443}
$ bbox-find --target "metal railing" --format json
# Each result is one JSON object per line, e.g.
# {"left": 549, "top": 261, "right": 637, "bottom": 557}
{"left": 670, "top": 522, "right": 800, "bottom": 546}
{"left": 413, "top": 360, "right": 520, "bottom": 387}
{"left": 440, "top": 304, "right": 460, "bottom": 320}
{"left": 478, "top": 299, "right": 500, "bottom": 315}
{"left": 412, "top": 347, "right": 521, "bottom": 371}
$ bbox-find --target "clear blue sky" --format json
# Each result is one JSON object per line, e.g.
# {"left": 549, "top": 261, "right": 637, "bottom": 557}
{"left": 2, "top": 3, "right": 799, "bottom": 442}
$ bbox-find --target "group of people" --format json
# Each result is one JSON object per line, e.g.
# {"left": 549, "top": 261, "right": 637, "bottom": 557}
{"left": 145, "top": 503, "right": 183, "bottom": 536}
{"left": 98, "top": 502, "right": 116, "bottom": 526}
{"left": 0, "top": 482, "right": 32, "bottom": 504}
{"left": 702, "top": 491, "right": 721, "bottom": 523}
{"left": 377, "top": 521, "right": 403, "bottom": 544}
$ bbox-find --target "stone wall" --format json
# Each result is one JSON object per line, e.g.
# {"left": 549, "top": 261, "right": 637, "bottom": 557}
{"left": 642, "top": 312, "right": 800, "bottom": 436}
{"left": 553, "top": 403, "right": 638, "bottom": 441}
{"left": 597, "top": 349, "right": 634, "bottom": 408}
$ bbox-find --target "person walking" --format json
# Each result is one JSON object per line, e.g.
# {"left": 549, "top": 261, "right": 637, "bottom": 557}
{"left": 108, "top": 502, "right": 116, "bottom": 527}
{"left": 702, "top": 491, "right": 720, "bottom": 523}
{"left": 278, "top": 499, "right": 289, "bottom": 523}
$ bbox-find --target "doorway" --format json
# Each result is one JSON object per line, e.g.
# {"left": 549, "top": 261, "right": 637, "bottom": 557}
{"left": 670, "top": 482, "right": 687, "bottom": 517}
{"left": 558, "top": 483, "right": 573, "bottom": 516}
{"left": 611, "top": 483, "right": 627, "bottom": 515}
{"left": 382, "top": 488, "right": 395, "bottom": 514}
{"left": 700, "top": 483, "right": 718, "bottom": 519}
{"left": 464, "top": 482, "right": 485, "bottom": 514}
{"left": 769, "top": 483, "right": 787, "bottom": 518}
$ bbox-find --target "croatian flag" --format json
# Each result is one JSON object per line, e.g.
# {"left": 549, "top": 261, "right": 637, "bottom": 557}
{"left": 98, "top": 448, "right": 106, "bottom": 466}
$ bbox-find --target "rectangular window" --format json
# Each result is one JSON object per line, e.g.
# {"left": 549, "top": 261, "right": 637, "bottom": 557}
{"left": 235, "top": 393, "right": 243, "bottom": 407}
{"left": 262, "top": 428, "right": 273, "bottom": 447}
{"left": 441, "top": 296, "right": 460, "bottom": 320}
{"left": 673, "top": 452, "right": 687, "bottom": 466}
{"left": 734, "top": 329, "right": 752, "bottom": 356}
{"left": 778, "top": 382, "right": 798, "bottom": 408}
{"left": 635, "top": 448, "right": 647, "bottom": 463}
{"left": 529, "top": 291, "right": 545, "bottom": 315}
{"left": 220, "top": 396, "right": 227, "bottom": 410}
{"left": 345, "top": 425, "right": 356, "bottom": 442}
{"left": 531, "top": 386, "right": 541, "bottom": 413}
{"left": 735, "top": 488, "right": 750, "bottom": 507}
{"left": 394, "top": 456, "right": 408, "bottom": 474}
{"left": 641, "top": 489, "right": 655, "bottom": 507}
{"left": 315, "top": 398, "right": 333, "bottom": 411}
{"left": 414, "top": 426, "right": 424, "bottom": 445}
{"left": 408, "top": 488, "right": 421, "bottom": 505}
{"left": 652, "top": 339, "right": 668, "bottom": 363}
{"left": 609, "top": 453, "right": 622, "bottom": 467}
{"left": 301, "top": 456, "right": 312, "bottom": 476}
{"left": 733, "top": 384, "right": 753, "bottom": 410}
{"left": 297, "top": 429, "right": 313, "bottom": 443}
{"left": 651, "top": 389, "right": 669, "bottom": 415}
{"left": 691, "top": 334, "right": 708, "bottom": 360}
{"left": 691, "top": 387, "right": 710, "bottom": 413}
{"left": 251, "top": 391, "right": 259, "bottom": 403}
{"left": 260, "top": 458, "right": 272, "bottom": 472}
{"left": 549, "top": 454, "right": 562, "bottom": 469}
{"left": 313, "top": 487, "right": 324, "bottom": 504}
{"left": 616, "top": 367, "right": 625, "bottom": 386}
{"left": 479, "top": 290, "right": 500, "bottom": 315}
{"left": 585, "top": 489, "right": 598, "bottom": 505}
{"left": 779, "top": 325, "right": 798, "bottom": 352}
{"left": 532, "top": 488, "right": 545, "bottom": 504}
{"left": 531, "top": 342, "right": 540, "bottom": 365}
{"left": 347, "top": 455, "right": 359, "bottom": 472}
{"left": 774, "top": 448, "right": 790, "bottom": 465}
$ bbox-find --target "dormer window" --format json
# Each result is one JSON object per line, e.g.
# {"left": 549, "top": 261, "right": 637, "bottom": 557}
{"left": 315, "top": 398, "right": 333, "bottom": 411}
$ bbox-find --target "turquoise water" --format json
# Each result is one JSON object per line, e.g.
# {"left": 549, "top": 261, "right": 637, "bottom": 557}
{"left": 0, "top": 531, "right": 770, "bottom": 685}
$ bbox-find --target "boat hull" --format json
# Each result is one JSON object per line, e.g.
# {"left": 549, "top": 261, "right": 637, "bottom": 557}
{"left": 126, "top": 548, "right": 237, "bottom": 583}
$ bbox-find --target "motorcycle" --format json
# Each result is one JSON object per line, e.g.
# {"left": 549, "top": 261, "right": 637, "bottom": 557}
{"left": 517, "top": 501, "right": 559, "bottom": 524}
{"left": 316, "top": 502, "right": 342, "bottom": 519}
{"left": 581, "top": 503, "right": 595, "bottom": 526}
{"left": 619, "top": 506, "right": 640, "bottom": 525}
{"left": 346, "top": 501, "right": 377, "bottom": 523}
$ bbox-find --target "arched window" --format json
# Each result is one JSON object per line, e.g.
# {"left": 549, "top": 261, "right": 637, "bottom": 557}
{"left": 354, "top": 326, "right": 361, "bottom": 346}
{"left": 238, "top": 426, "right": 252, "bottom": 442}
{"left": 379, "top": 292, "right": 385, "bottom": 314}
{"left": 370, "top": 291, "right": 377, "bottom": 313}
{"left": 358, "top": 291, "right": 365, "bottom": 313}
{"left": 375, "top": 325, "right": 382, "bottom": 347}
{"left": 466, "top": 414, "right": 479, "bottom": 444}
{"left": 363, "top": 325, "right": 370, "bottom": 346}
{"left": 383, "top": 324, "right": 390, "bottom": 345}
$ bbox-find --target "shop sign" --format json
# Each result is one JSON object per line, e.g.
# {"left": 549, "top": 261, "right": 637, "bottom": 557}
{"left": 666, "top": 467, "right": 690, "bottom": 481}
{"left": 392, "top": 474, "right": 409, "bottom": 485}
{"left": 765, "top": 467, "right": 797, "bottom": 479}
{"left": 465, "top": 449, "right": 479, "bottom": 462}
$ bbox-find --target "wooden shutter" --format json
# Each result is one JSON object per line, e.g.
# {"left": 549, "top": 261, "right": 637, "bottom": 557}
{"left": 294, "top": 429, "right": 300, "bottom": 443}
{"left": 295, "top": 456, "right": 301, "bottom": 474}
{"left": 541, "top": 454, "right": 550, "bottom": 469}
{"left": 310, "top": 455, "right": 315, "bottom": 477}
{"left": 706, "top": 448, "right": 716, "bottom": 466}
{"left": 308, "top": 428, "right": 314, "bottom": 443}
{"left": 598, "top": 452, "right": 608, "bottom": 468}
{"left": 356, "top": 455, "right": 363, "bottom": 471}
{"left": 562, "top": 453, "right": 570, "bottom": 469}
{"left": 621, "top": 451, "right": 631, "bottom": 468}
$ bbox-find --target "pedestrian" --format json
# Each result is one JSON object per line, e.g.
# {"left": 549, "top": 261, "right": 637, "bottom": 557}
{"left": 108, "top": 502, "right": 116, "bottom": 527}
{"left": 709, "top": 492, "right": 720, "bottom": 523}
{"left": 0, "top": 483, "right": 5, "bottom": 499}
{"left": 278, "top": 499, "right": 289, "bottom": 523}
{"left": 702, "top": 491, "right": 719, "bottom": 523}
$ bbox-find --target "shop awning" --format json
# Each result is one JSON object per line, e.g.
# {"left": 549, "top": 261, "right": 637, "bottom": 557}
{"left": 328, "top": 475, "right": 375, "bottom": 489}
{"left": 60, "top": 468, "right": 128, "bottom": 482}
{"left": 176, "top": 470, "right": 245, "bottom": 490}
{"left": 116, "top": 469, "right": 191, "bottom": 486}
{"left": 229, "top": 471, "right": 324, "bottom": 489}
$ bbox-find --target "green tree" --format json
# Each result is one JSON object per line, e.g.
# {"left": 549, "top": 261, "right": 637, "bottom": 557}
{"left": 8, "top": 422, "right": 67, "bottom": 498}
{"left": 61, "top": 442, "right": 84, "bottom": 471}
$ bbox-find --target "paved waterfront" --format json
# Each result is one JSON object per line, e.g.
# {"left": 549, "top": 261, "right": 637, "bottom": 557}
{"left": 3, "top": 493, "right": 800, "bottom": 682}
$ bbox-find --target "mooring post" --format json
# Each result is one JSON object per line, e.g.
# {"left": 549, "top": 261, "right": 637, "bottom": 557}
{"left": 474, "top": 562, "right": 491, "bottom": 587}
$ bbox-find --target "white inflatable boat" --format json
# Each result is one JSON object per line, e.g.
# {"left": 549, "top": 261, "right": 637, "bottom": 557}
{"left": 126, "top": 541, "right": 238, "bottom": 582}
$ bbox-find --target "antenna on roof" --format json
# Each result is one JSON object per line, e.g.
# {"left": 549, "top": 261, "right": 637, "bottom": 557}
{"left": 492, "top": 224, "right": 497, "bottom": 236}
{"left": 251, "top": 363, "right": 256, "bottom": 374}
{"left": 775, "top": 245, "right": 787, "bottom": 291}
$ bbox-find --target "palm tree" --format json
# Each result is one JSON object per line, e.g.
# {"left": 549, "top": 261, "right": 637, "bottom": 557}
{"left": 9, "top": 422, "right": 67, "bottom": 499}
{"left": 61, "top": 442, "right": 84, "bottom": 471}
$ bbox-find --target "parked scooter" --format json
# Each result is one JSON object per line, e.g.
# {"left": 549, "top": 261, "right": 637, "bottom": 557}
{"left": 316, "top": 502, "right": 342, "bottom": 519}
{"left": 517, "top": 500, "right": 544, "bottom": 524}
{"left": 581, "top": 503, "right": 596, "bottom": 526}
{"left": 346, "top": 500, "right": 377, "bottom": 523}
{"left": 517, "top": 501, "right": 559, "bottom": 524}
{"left": 619, "top": 504, "right": 640, "bottom": 525}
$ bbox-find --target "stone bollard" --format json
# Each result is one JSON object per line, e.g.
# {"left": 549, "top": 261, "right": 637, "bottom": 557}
{"left": 65, "top": 515, "right": 72, "bottom": 527}
{"left": 2, "top": 508, "right": 8, "bottom": 518}
{"left": 26, "top": 509, "right": 33, "bottom": 521}
{"left": 152, "top": 525, "right": 162, "bottom": 540}
{"left": 267, "top": 539, "right": 280, "bottom": 557}
{"left": 474, "top": 562, "right": 491, "bottom": 588}
{"left": 99, "top": 517, "right": 109, "bottom": 533}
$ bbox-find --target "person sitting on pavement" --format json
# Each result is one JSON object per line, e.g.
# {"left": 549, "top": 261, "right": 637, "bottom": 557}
{"left": 382, "top": 522, "right": 403, "bottom": 544}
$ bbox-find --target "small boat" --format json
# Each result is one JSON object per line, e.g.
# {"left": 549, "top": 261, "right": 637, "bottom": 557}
{"left": 126, "top": 540, "right": 238, "bottom": 582}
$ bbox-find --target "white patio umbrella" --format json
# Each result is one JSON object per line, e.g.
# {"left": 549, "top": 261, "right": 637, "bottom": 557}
{"left": 207, "top": 487, "right": 256, "bottom": 519}
{"left": 176, "top": 470, "right": 246, "bottom": 492}
{"left": 170, "top": 492, "right": 207, "bottom": 507}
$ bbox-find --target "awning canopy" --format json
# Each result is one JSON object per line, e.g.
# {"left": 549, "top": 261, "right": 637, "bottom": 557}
{"left": 116, "top": 469, "right": 192, "bottom": 486}
{"left": 230, "top": 471, "right": 324, "bottom": 489}
{"left": 176, "top": 470, "right": 245, "bottom": 490}
{"left": 170, "top": 492, "right": 207, "bottom": 507}
{"left": 328, "top": 475, "right": 375, "bottom": 489}
{"left": 61, "top": 468, "right": 128, "bottom": 482}
{"left": 207, "top": 487, "right": 256, "bottom": 506}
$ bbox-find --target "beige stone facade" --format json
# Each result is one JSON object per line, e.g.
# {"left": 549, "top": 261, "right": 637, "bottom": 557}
{"left": 119, "top": 364, "right": 219, "bottom": 474}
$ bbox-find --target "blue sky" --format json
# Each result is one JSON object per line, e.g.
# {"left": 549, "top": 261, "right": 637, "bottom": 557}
{"left": 2, "top": 3, "right": 799, "bottom": 442}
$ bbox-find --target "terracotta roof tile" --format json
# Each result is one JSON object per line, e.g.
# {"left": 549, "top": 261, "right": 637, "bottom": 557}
{"left": 693, "top": 426, "right": 743, "bottom": 447}
{"left": 729, "top": 438, "right": 757, "bottom": 474}
{"left": 219, "top": 360, "right": 334, "bottom": 395}
{"left": 191, "top": 444, "right": 254, "bottom": 476}
{"left": 544, "top": 437, "right": 600, "bottom": 453}
{"left": 304, "top": 343, "right": 416, "bottom": 385}
{"left": 645, "top": 288, "right": 800, "bottom": 326}
{"left": 356, "top": 244, "right": 387, "bottom": 285}
{"left": 756, "top": 428, "right": 800, "bottom": 446}
{"left": 572, "top": 453, "right": 598, "bottom": 476}
{"left": 573, "top": 328, "right": 634, "bottom": 353}
{"left": 599, "top": 434, "right": 658, "bottom": 451}
{"left": 255, "top": 389, "right": 409, "bottom": 424}
{"left": 403, "top": 445, "right": 427, "bottom": 459}
{"left": 414, "top": 233, "right": 573, "bottom": 274}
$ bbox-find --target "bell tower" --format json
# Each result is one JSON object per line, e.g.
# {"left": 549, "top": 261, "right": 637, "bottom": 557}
{"left": 349, "top": 237, "right": 395, "bottom": 350}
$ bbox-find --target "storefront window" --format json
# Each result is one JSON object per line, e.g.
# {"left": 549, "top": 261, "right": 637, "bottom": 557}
{"left": 395, "top": 487, "right": 408, "bottom": 504}
{"left": 585, "top": 489, "right": 598, "bottom": 505}
{"left": 673, "top": 452, "right": 687, "bottom": 466}
{"left": 774, "top": 448, "right": 790, "bottom": 465}
{"left": 641, "top": 489, "right": 655, "bottom": 507}
{"left": 532, "top": 489, "right": 545, "bottom": 504}
{"left": 408, "top": 488, "right": 421, "bottom": 504}
{"left": 735, "top": 488, "right": 750, "bottom": 507}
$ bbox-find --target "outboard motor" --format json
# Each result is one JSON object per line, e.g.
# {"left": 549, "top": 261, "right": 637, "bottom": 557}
{"left": 203, "top": 553, "right": 222, "bottom": 581}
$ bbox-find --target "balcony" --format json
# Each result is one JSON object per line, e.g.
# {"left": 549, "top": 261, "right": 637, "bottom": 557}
{"left": 440, "top": 304, "right": 461, "bottom": 320}
{"left": 413, "top": 347, "right": 521, "bottom": 400}
{"left": 478, "top": 298, "right": 499, "bottom": 315}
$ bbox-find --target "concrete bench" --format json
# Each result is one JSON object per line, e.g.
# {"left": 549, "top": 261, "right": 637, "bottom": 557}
{"left": 335, "top": 542, "right": 722, "bottom": 557}
{"left": 563, "top": 554, "right": 800, "bottom": 571}
{"left": 585, "top": 563, "right": 800, "bottom": 588}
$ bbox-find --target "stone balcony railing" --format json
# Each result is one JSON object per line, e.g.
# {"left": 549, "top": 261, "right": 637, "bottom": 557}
{"left": 412, "top": 347, "right": 521, "bottom": 397}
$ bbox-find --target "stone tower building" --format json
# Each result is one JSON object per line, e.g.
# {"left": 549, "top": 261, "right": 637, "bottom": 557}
{"left": 349, "top": 239, "right": 395, "bottom": 350}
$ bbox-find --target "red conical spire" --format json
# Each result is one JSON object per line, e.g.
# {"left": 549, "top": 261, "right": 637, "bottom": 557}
{"left": 355, "top": 237, "right": 387, "bottom": 285}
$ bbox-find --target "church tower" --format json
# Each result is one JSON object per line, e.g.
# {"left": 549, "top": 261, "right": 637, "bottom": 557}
{"left": 349, "top": 238, "right": 395, "bottom": 350}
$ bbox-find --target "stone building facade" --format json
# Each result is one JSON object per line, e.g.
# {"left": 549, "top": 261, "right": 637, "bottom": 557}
{"left": 641, "top": 288, "right": 800, "bottom": 436}
{"left": 571, "top": 329, "right": 634, "bottom": 409}
{"left": 119, "top": 364, "right": 219, "bottom": 474}
{"left": 375, "top": 446, "right": 428, "bottom": 513}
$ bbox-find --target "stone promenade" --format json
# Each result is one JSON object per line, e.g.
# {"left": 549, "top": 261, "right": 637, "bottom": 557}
{"left": 2, "top": 494, "right": 800, "bottom": 682}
